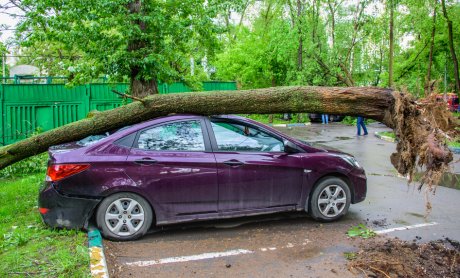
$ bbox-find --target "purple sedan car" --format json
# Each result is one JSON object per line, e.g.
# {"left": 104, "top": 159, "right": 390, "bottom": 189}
{"left": 39, "top": 114, "right": 366, "bottom": 240}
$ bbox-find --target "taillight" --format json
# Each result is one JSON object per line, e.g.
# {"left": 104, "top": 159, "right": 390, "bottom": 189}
{"left": 46, "top": 164, "right": 90, "bottom": 181}
{"left": 39, "top": 207, "right": 49, "bottom": 214}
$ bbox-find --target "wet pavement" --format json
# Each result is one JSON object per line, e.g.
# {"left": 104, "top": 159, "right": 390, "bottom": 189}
{"left": 104, "top": 122, "right": 460, "bottom": 278}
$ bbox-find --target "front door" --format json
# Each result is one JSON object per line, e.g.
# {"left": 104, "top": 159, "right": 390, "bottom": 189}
{"left": 208, "top": 119, "right": 304, "bottom": 211}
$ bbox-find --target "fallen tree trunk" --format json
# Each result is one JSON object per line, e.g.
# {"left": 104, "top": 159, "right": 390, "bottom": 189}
{"left": 0, "top": 86, "right": 456, "bottom": 197}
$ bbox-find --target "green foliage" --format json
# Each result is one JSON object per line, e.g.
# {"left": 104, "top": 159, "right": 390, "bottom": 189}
{"left": 212, "top": 0, "right": 460, "bottom": 95}
{"left": 17, "top": 0, "right": 222, "bottom": 87}
{"left": 344, "top": 252, "right": 357, "bottom": 260}
{"left": 0, "top": 42, "right": 7, "bottom": 77}
{"left": 243, "top": 114, "right": 309, "bottom": 124}
{"left": 450, "top": 141, "right": 460, "bottom": 148}
{"left": 7, "top": 0, "right": 460, "bottom": 97}
{"left": 0, "top": 153, "right": 48, "bottom": 179}
{"left": 0, "top": 174, "right": 89, "bottom": 277}
{"left": 379, "top": 131, "right": 396, "bottom": 139}
{"left": 341, "top": 116, "right": 357, "bottom": 126}
{"left": 347, "top": 224, "right": 376, "bottom": 239}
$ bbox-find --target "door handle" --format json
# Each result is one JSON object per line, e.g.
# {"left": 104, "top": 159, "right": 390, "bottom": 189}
{"left": 134, "top": 158, "right": 158, "bottom": 165}
{"left": 223, "top": 160, "right": 244, "bottom": 167}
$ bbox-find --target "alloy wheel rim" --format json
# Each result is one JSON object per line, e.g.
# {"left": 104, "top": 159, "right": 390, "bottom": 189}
{"left": 317, "top": 185, "right": 347, "bottom": 217}
{"left": 105, "top": 198, "right": 145, "bottom": 236}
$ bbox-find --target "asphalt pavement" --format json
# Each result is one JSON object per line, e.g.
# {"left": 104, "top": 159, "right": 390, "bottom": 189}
{"left": 104, "top": 122, "right": 460, "bottom": 278}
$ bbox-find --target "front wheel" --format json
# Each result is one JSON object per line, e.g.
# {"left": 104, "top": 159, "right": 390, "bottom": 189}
{"left": 96, "top": 192, "right": 153, "bottom": 241}
{"left": 309, "top": 177, "right": 351, "bottom": 222}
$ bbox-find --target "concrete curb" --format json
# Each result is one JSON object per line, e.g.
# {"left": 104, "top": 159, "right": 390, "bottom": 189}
{"left": 269, "top": 123, "right": 311, "bottom": 127}
{"left": 374, "top": 131, "right": 395, "bottom": 143}
{"left": 88, "top": 227, "right": 109, "bottom": 278}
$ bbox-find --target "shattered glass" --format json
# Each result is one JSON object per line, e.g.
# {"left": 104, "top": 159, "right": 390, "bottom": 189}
{"left": 137, "top": 121, "right": 205, "bottom": 151}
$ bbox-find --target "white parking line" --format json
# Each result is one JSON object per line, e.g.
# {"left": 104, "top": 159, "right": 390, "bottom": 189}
{"left": 125, "top": 249, "right": 254, "bottom": 267}
{"left": 125, "top": 241, "right": 313, "bottom": 267}
{"left": 374, "top": 222, "right": 438, "bottom": 234}
{"left": 124, "top": 222, "right": 440, "bottom": 268}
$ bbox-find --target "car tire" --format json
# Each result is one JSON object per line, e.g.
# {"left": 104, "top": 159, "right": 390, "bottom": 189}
{"left": 309, "top": 177, "right": 351, "bottom": 222}
{"left": 96, "top": 192, "right": 153, "bottom": 241}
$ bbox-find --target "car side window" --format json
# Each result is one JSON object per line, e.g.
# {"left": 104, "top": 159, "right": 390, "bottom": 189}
{"left": 211, "top": 121, "right": 283, "bottom": 152}
{"left": 137, "top": 120, "right": 205, "bottom": 151}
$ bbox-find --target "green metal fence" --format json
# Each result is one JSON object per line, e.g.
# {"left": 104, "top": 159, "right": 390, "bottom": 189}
{"left": 0, "top": 81, "right": 237, "bottom": 145}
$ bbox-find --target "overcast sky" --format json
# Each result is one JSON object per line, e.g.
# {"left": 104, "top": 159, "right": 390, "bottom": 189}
{"left": 0, "top": 0, "right": 22, "bottom": 44}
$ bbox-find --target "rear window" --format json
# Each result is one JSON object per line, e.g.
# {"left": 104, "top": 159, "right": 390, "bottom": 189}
{"left": 76, "top": 125, "right": 132, "bottom": 146}
{"left": 76, "top": 134, "right": 109, "bottom": 146}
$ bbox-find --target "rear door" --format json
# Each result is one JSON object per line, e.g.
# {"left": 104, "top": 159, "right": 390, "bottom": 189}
{"left": 124, "top": 118, "right": 218, "bottom": 219}
{"left": 206, "top": 118, "right": 304, "bottom": 211}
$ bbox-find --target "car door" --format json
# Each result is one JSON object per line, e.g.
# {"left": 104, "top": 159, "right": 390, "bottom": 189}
{"left": 207, "top": 118, "right": 304, "bottom": 211}
{"left": 124, "top": 118, "right": 218, "bottom": 219}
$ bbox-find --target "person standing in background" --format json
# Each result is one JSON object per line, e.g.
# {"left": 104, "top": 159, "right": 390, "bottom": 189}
{"left": 357, "top": 116, "right": 368, "bottom": 136}
{"left": 321, "top": 114, "right": 329, "bottom": 125}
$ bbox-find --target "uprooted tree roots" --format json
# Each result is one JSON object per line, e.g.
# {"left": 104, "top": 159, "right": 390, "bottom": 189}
{"left": 348, "top": 238, "right": 460, "bottom": 278}
{"left": 389, "top": 92, "right": 457, "bottom": 213}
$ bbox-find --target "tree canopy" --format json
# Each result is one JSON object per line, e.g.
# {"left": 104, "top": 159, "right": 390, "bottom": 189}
{"left": 14, "top": 0, "right": 221, "bottom": 96}
{"left": 2, "top": 0, "right": 460, "bottom": 96}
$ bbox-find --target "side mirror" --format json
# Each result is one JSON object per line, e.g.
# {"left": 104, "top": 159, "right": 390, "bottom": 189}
{"left": 284, "top": 140, "right": 299, "bottom": 154}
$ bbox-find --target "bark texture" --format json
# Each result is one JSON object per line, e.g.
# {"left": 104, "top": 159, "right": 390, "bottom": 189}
{"left": 0, "top": 86, "right": 394, "bottom": 170}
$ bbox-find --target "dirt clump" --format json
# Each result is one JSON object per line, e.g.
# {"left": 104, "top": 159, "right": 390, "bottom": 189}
{"left": 390, "top": 92, "right": 458, "bottom": 213}
{"left": 348, "top": 238, "right": 460, "bottom": 278}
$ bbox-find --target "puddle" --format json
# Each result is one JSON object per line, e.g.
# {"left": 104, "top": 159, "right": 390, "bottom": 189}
{"left": 406, "top": 212, "right": 424, "bottom": 218}
{"left": 394, "top": 219, "right": 410, "bottom": 225}
{"left": 311, "top": 141, "right": 328, "bottom": 144}
{"left": 335, "top": 136, "right": 353, "bottom": 140}
{"left": 280, "top": 246, "right": 324, "bottom": 261}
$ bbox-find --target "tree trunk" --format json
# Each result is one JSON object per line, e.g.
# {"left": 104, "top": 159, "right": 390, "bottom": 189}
{"left": 327, "top": 0, "right": 336, "bottom": 48}
{"left": 388, "top": 0, "right": 395, "bottom": 88}
{"left": 127, "top": 0, "right": 159, "bottom": 97}
{"left": 296, "top": 0, "right": 303, "bottom": 70}
{"left": 130, "top": 70, "right": 159, "bottom": 98}
{"left": 425, "top": 0, "right": 437, "bottom": 95}
{"left": 0, "top": 86, "right": 395, "bottom": 169}
{"left": 441, "top": 0, "right": 460, "bottom": 94}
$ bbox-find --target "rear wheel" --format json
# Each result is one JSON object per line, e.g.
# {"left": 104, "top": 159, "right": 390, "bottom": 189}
{"left": 96, "top": 192, "right": 153, "bottom": 241}
{"left": 309, "top": 177, "right": 351, "bottom": 222}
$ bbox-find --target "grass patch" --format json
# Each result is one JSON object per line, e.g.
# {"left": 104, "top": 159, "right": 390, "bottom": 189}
{"left": 0, "top": 174, "right": 89, "bottom": 277}
{"left": 379, "top": 131, "right": 396, "bottom": 139}
{"left": 0, "top": 153, "right": 48, "bottom": 179}
{"left": 347, "top": 224, "right": 376, "bottom": 239}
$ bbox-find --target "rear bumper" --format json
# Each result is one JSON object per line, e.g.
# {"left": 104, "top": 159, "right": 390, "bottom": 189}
{"left": 349, "top": 168, "right": 367, "bottom": 204}
{"left": 38, "top": 182, "right": 100, "bottom": 230}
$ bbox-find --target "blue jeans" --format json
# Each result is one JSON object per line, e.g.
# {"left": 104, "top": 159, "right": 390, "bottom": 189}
{"left": 321, "top": 114, "right": 329, "bottom": 124}
{"left": 357, "top": 117, "right": 368, "bottom": 135}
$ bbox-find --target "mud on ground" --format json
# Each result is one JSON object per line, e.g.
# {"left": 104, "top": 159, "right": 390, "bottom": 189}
{"left": 348, "top": 237, "right": 460, "bottom": 278}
